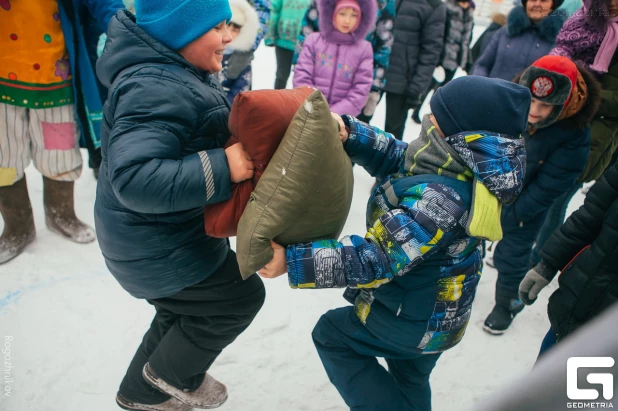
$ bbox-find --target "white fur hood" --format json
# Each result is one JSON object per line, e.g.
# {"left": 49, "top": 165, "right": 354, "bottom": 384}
{"left": 228, "top": 0, "right": 260, "bottom": 52}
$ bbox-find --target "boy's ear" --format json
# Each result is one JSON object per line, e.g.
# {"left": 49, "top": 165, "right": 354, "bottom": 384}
{"left": 429, "top": 114, "right": 446, "bottom": 138}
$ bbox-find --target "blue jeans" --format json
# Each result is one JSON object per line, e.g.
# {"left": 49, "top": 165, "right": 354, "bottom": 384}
{"left": 312, "top": 307, "right": 441, "bottom": 411}
{"left": 529, "top": 183, "right": 582, "bottom": 267}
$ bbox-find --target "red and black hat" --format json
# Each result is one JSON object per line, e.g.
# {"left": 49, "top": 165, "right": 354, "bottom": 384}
{"left": 519, "top": 55, "right": 578, "bottom": 129}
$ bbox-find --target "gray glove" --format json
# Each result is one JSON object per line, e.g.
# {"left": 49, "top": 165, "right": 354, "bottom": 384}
{"left": 519, "top": 261, "right": 558, "bottom": 305}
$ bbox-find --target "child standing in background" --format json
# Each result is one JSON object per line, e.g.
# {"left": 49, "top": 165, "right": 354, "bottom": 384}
{"left": 265, "top": 0, "right": 313, "bottom": 89}
{"left": 218, "top": 0, "right": 261, "bottom": 103}
{"left": 293, "top": 0, "right": 375, "bottom": 116}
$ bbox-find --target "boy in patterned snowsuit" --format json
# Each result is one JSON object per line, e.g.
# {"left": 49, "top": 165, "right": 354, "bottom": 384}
{"left": 259, "top": 76, "right": 531, "bottom": 410}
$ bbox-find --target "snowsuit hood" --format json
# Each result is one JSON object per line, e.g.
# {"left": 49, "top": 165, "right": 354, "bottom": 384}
{"left": 316, "top": 0, "right": 377, "bottom": 44}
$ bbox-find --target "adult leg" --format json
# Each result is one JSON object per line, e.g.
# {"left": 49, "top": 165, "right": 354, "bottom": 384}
{"left": 412, "top": 77, "right": 439, "bottom": 125}
{"left": 385, "top": 93, "right": 409, "bottom": 141}
{"left": 28, "top": 105, "right": 95, "bottom": 243}
{"left": 274, "top": 47, "right": 295, "bottom": 90}
{"left": 536, "top": 328, "right": 558, "bottom": 363}
{"left": 0, "top": 103, "right": 35, "bottom": 264}
{"left": 312, "top": 307, "right": 418, "bottom": 411}
{"left": 529, "top": 184, "right": 581, "bottom": 267}
{"left": 386, "top": 354, "right": 441, "bottom": 411}
{"left": 358, "top": 91, "right": 384, "bottom": 124}
{"left": 441, "top": 68, "right": 457, "bottom": 86}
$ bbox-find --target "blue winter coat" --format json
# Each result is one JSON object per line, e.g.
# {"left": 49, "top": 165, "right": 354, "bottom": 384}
{"left": 58, "top": 0, "right": 124, "bottom": 150}
{"left": 473, "top": 6, "right": 565, "bottom": 81}
{"left": 286, "top": 117, "right": 527, "bottom": 354}
{"left": 95, "top": 11, "right": 233, "bottom": 299}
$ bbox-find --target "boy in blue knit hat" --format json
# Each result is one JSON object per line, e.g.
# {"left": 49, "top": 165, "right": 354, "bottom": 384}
{"left": 259, "top": 76, "right": 531, "bottom": 410}
{"left": 95, "top": 2, "right": 265, "bottom": 411}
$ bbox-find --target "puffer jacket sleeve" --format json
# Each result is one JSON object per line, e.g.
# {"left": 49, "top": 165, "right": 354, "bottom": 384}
{"left": 540, "top": 161, "right": 618, "bottom": 271}
{"left": 342, "top": 115, "right": 408, "bottom": 180}
{"left": 264, "top": 0, "right": 281, "bottom": 45}
{"left": 472, "top": 26, "right": 503, "bottom": 77}
{"left": 293, "top": 0, "right": 319, "bottom": 64}
{"left": 248, "top": 0, "right": 271, "bottom": 51}
{"left": 407, "top": 3, "right": 446, "bottom": 104}
{"left": 330, "top": 43, "right": 374, "bottom": 116}
{"left": 286, "top": 182, "right": 468, "bottom": 288}
{"left": 512, "top": 131, "right": 590, "bottom": 224}
{"left": 293, "top": 33, "right": 318, "bottom": 88}
{"left": 82, "top": 0, "right": 125, "bottom": 32}
{"left": 107, "top": 74, "right": 231, "bottom": 214}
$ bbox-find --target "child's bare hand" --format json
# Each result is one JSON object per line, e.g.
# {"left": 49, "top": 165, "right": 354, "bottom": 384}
{"left": 258, "top": 241, "right": 288, "bottom": 279}
{"left": 225, "top": 143, "right": 254, "bottom": 183}
{"left": 331, "top": 112, "right": 348, "bottom": 143}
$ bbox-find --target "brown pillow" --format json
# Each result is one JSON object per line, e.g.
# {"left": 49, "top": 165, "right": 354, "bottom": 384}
{"left": 204, "top": 87, "right": 315, "bottom": 238}
{"left": 236, "top": 89, "right": 354, "bottom": 278}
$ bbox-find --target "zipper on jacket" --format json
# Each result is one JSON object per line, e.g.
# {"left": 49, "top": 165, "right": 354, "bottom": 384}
{"left": 327, "top": 44, "right": 341, "bottom": 103}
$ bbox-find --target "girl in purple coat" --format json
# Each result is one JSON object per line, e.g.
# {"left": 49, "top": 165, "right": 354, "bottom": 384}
{"left": 293, "top": 0, "right": 375, "bottom": 116}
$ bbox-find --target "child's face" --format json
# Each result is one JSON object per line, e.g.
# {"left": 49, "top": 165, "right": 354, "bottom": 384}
{"left": 178, "top": 21, "right": 232, "bottom": 73}
{"left": 227, "top": 23, "right": 241, "bottom": 40}
{"left": 457, "top": 0, "right": 471, "bottom": 9}
{"left": 334, "top": 8, "right": 359, "bottom": 34}
{"left": 528, "top": 98, "right": 555, "bottom": 125}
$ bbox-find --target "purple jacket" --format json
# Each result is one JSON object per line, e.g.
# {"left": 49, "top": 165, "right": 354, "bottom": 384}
{"left": 293, "top": 0, "right": 376, "bottom": 116}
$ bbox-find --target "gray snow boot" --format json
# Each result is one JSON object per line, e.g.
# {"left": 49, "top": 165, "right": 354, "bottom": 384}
{"left": 142, "top": 363, "right": 228, "bottom": 409}
{"left": 0, "top": 177, "right": 36, "bottom": 264}
{"left": 43, "top": 177, "right": 95, "bottom": 244}
{"left": 116, "top": 393, "right": 193, "bottom": 411}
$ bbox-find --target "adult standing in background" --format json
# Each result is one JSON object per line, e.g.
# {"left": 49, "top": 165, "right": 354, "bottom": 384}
{"left": 295, "top": 0, "right": 396, "bottom": 122}
{"left": 382, "top": 0, "right": 446, "bottom": 140}
{"left": 0, "top": 0, "right": 123, "bottom": 265}
{"left": 473, "top": 0, "right": 566, "bottom": 81}
{"left": 265, "top": 0, "right": 312, "bottom": 89}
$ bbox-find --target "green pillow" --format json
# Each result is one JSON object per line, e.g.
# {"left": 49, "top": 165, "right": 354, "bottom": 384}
{"left": 236, "top": 90, "right": 355, "bottom": 279}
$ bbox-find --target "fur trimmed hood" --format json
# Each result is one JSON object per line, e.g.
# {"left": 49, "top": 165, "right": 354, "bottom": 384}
{"left": 228, "top": 0, "right": 260, "bottom": 52}
{"left": 507, "top": 6, "right": 566, "bottom": 42}
{"left": 316, "top": 0, "right": 377, "bottom": 44}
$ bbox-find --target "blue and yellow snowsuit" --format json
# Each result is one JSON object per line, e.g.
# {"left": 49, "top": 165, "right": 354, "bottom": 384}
{"left": 286, "top": 115, "right": 526, "bottom": 410}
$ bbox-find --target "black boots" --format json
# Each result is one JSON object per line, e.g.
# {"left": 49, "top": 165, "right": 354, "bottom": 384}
{"left": 43, "top": 177, "right": 96, "bottom": 244}
{"left": 483, "top": 288, "right": 525, "bottom": 335}
{"left": 0, "top": 178, "right": 36, "bottom": 264}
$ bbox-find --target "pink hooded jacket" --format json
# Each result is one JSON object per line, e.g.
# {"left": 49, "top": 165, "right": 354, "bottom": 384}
{"left": 293, "top": 0, "right": 376, "bottom": 116}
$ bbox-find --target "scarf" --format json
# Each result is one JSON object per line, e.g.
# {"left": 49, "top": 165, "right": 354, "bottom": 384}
{"left": 590, "top": 15, "right": 618, "bottom": 73}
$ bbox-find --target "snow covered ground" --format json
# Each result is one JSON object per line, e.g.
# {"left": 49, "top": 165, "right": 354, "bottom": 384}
{"left": 0, "top": 31, "right": 588, "bottom": 411}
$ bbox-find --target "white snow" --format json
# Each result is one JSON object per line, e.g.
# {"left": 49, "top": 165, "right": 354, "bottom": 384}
{"left": 0, "top": 31, "right": 587, "bottom": 411}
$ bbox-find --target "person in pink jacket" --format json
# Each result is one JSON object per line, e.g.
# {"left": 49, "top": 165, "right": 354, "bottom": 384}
{"left": 293, "top": 0, "right": 375, "bottom": 116}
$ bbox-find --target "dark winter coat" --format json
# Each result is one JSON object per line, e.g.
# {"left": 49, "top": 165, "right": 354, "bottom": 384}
{"left": 384, "top": 0, "right": 447, "bottom": 106}
{"left": 542, "top": 159, "right": 618, "bottom": 341}
{"left": 441, "top": 0, "right": 474, "bottom": 71}
{"left": 502, "top": 68, "right": 601, "bottom": 229}
{"left": 468, "top": 13, "right": 506, "bottom": 69}
{"left": 95, "top": 11, "right": 233, "bottom": 299}
{"left": 294, "top": 0, "right": 396, "bottom": 94}
{"left": 293, "top": 0, "right": 375, "bottom": 115}
{"left": 580, "top": 57, "right": 618, "bottom": 182}
{"left": 473, "top": 6, "right": 566, "bottom": 81}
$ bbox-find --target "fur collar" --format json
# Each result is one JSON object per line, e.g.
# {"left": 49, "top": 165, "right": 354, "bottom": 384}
{"left": 316, "top": 0, "right": 377, "bottom": 44}
{"left": 228, "top": 0, "right": 260, "bottom": 52}
{"left": 506, "top": 6, "right": 566, "bottom": 42}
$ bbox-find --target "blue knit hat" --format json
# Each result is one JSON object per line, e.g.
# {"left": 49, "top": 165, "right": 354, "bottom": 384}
{"left": 135, "top": 0, "right": 232, "bottom": 50}
{"left": 430, "top": 76, "right": 532, "bottom": 138}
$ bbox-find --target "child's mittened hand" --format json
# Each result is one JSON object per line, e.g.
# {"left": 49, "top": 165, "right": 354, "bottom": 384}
{"left": 257, "top": 241, "right": 288, "bottom": 279}
{"left": 331, "top": 112, "right": 348, "bottom": 143}
{"left": 225, "top": 143, "right": 254, "bottom": 183}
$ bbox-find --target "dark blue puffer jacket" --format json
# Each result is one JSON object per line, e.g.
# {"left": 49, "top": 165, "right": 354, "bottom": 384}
{"left": 95, "top": 10, "right": 233, "bottom": 299}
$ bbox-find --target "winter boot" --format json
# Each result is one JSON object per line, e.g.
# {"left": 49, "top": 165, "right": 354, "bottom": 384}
{"left": 116, "top": 393, "right": 193, "bottom": 411}
{"left": 483, "top": 288, "right": 525, "bottom": 335}
{"left": 43, "top": 177, "right": 96, "bottom": 244}
{"left": 142, "top": 363, "right": 227, "bottom": 409}
{"left": 0, "top": 177, "right": 36, "bottom": 264}
{"left": 411, "top": 108, "right": 422, "bottom": 124}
